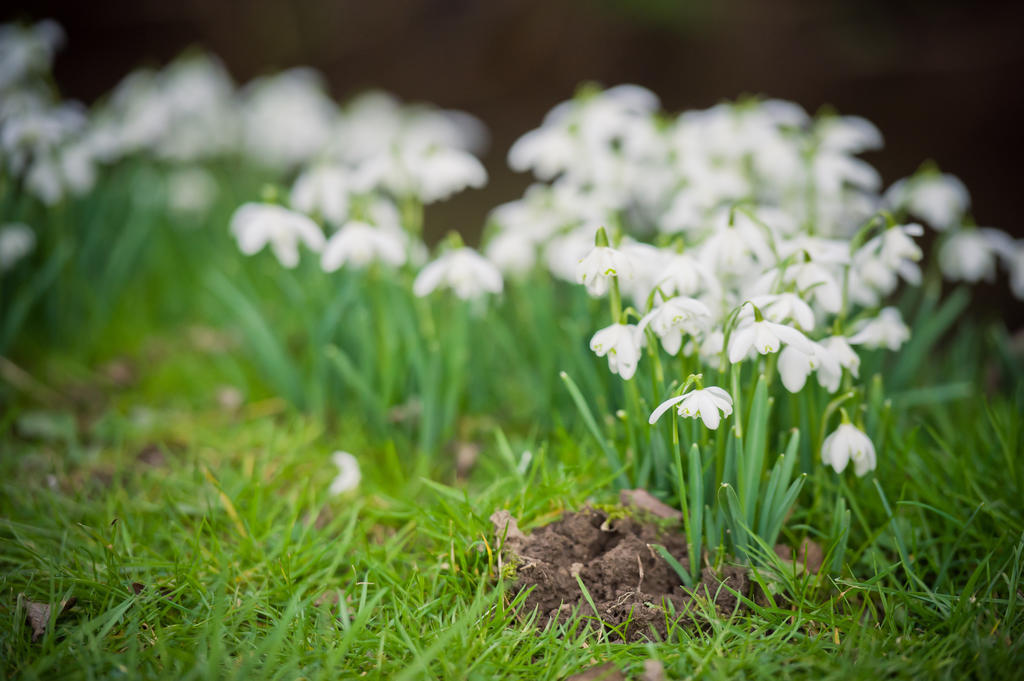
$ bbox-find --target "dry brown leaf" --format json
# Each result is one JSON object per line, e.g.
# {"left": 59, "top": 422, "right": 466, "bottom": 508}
{"left": 566, "top": 661, "right": 625, "bottom": 681}
{"left": 20, "top": 593, "right": 76, "bottom": 642}
{"left": 641, "top": 659, "right": 665, "bottom": 681}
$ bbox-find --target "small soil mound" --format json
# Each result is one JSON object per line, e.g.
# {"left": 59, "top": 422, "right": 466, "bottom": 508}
{"left": 491, "top": 507, "right": 750, "bottom": 642}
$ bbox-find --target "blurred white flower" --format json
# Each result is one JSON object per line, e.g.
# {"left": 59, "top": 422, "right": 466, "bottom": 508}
{"left": 850, "top": 224, "right": 924, "bottom": 305}
{"left": 357, "top": 145, "right": 487, "bottom": 203}
{"left": 412, "top": 246, "right": 503, "bottom": 299}
{"left": 484, "top": 230, "right": 537, "bottom": 276}
{"left": 590, "top": 323, "right": 644, "bottom": 380}
{"left": 166, "top": 166, "right": 218, "bottom": 218}
{"left": 291, "top": 164, "right": 352, "bottom": 227}
{"left": 816, "top": 115, "right": 883, "bottom": 154}
{"left": 321, "top": 221, "right": 406, "bottom": 271}
{"left": 848, "top": 307, "right": 910, "bottom": 351}
{"left": 229, "top": 203, "right": 326, "bottom": 268}
{"left": 821, "top": 423, "right": 876, "bottom": 476}
{"left": 728, "top": 318, "right": 814, "bottom": 364}
{"left": 0, "top": 222, "right": 35, "bottom": 271}
{"left": 330, "top": 451, "right": 361, "bottom": 494}
{"left": 1006, "top": 241, "right": 1024, "bottom": 300}
{"left": 648, "top": 386, "right": 733, "bottom": 429}
{"left": 884, "top": 173, "right": 969, "bottom": 231}
{"left": 638, "top": 296, "right": 711, "bottom": 355}
{"left": 575, "top": 244, "right": 634, "bottom": 297}
{"left": 0, "top": 20, "right": 64, "bottom": 92}
{"left": 241, "top": 68, "right": 338, "bottom": 168}
{"left": 938, "top": 229, "right": 996, "bottom": 283}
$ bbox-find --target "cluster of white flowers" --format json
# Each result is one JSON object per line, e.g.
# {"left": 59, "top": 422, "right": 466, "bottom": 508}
{"left": 227, "top": 88, "right": 499, "bottom": 294}
{"left": 490, "top": 85, "right": 1022, "bottom": 477}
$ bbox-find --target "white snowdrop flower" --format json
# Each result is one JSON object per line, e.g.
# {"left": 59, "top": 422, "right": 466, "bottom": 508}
{"left": 848, "top": 307, "right": 910, "bottom": 351}
{"left": 728, "top": 318, "right": 815, "bottom": 364}
{"left": 816, "top": 115, "right": 883, "bottom": 154}
{"left": 484, "top": 230, "right": 537, "bottom": 276}
{"left": 358, "top": 145, "right": 487, "bottom": 203}
{"left": 817, "top": 335, "right": 860, "bottom": 391}
{"left": 777, "top": 341, "right": 842, "bottom": 394}
{"left": 507, "top": 124, "right": 577, "bottom": 180}
{"left": 575, "top": 244, "right": 634, "bottom": 296}
{"left": 638, "top": 296, "right": 712, "bottom": 355}
{"left": 229, "top": 203, "right": 326, "bottom": 268}
{"left": 0, "top": 20, "right": 64, "bottom": 92}
{"left": 1001, "top": 240, "right": 1024, "bottom": 300}
{"left": 821, "top": 423, "right": 876, "bottom": 476}
{"left": 652, "top": 252, "right": 713, "bottom": 299}
{"left": 743, "top": 293, "right": 816, "bottom": 331}
{"left": 938, "top": 229, "right": 997, "bottom": 283}
{"left": 885, "top": 173, "right": 969, "bottom": 231}
{"left": 149, "top": 53, "right": 239, "bottom": 162}
{"left": 544, "top": 224, "right": 602, "bottom": 283}
{"left": 648, "top": 387, "right": 733, "bottom": 430}
{"left": 700, "top": 210, "right": 775, "bottom": 277}
{"left": 329, "top": 451, "right": 361, "bottom": 494}
{"left": 412, "top": 246, "right": 503, "bottom": 300}
{"left": 241, "top": 68, "right": 338, "bottom": 168}
{"left": 789, "top": 261, "right": 844, "bottom": 314}
{"left": 812, "top": 152, "right": 882, "bottom": 197}
{"left": 0, "top": 222, "right": 35, "bottom": 271}
{"left": 291, "top": 164, "right": 351, "bottom": 227}
{"left": 321, "top": 221, "right": 407, "bottom": 271}
{"left": 166, "top": 167, "right": 218, "bottom": 218}
{"left": 852, "top": 223, "right": 925, "bottom": 300}
{"left": 589, "top": 323, "right": 644, "bottom": 381}
{"left": 405, "top": 146, "right": 488, "bottom": 203}
{"left": 696, "top": 330, "right": 726, "bottom": 370}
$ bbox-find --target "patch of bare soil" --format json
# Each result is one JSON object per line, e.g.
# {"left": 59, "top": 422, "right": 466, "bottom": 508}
{"left": 491, "top": 507, "right": 750, "bottom": 642}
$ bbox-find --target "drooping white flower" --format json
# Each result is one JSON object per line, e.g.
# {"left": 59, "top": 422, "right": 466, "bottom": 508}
{"left": 484, "top": 230, "right": 537, "bottom": 276}
{"left": 821, "top": 423, "right": 876, "bottom": 476}
{"left": 742, "top": 293, "right": 816, "bottom": 331}
{"left": 291, "top": 164, "right": 352, "bottom": 227}
{"left": 777, "top": 341, "right": 842, "bottom": 393}
{"left": 321, "top": 221, "right": 407, "bottom": 271}
{"left": 1006, "top": 241, "right": 1024, "bottom": 300}
{"left": 575, "top": 244, "right": 634, "bottom": 296}
{"left": 329, "top": 451, "right": 361, "bottom": 494}
{"left": 166, "top": 166, "right": 218, "bottom": 218}
{"left": 0, "top": 222, "right": 35, "bottom": 271}
{"left": 589, "top": 323, "right": 644, "bottom": 380}
{"left": 790, "top": 262, "right": 844, "bottom": 314}
{"left": 938, "top": 229, "right": 997, "bottom": 283}
{"left": 638, "top": 296, "right": 711, "bottom": 355}
{"left": 0, "top": 20, "right": 64, "bottom": 92}
{"left": 648, "top": 386, "right": 733, "bottom": 429}
{"left": 241, "top": 68, "right": 338, "bottom": 168}
{"left": 848, "top": 307, "right": 910, "bottom": 351}
{"left": 817, "top": 335, "right": 860, "bottom": 391}
{"left": 412, "top": 246, "right": 503, "bottom": 299}
{"left": 357, "top": 145, "right": 487, "bottom": 203}
{"left": 884, "top": 173, "right": 969, "bottom": 231}
{"left": 728, "top": 318, "right": 815, "bottom": 364}
{"left": 849, "top": 223, "right": 925, "bottom": 305}
{"left": 229, "top": 203, "right": 326, "bottom": 268}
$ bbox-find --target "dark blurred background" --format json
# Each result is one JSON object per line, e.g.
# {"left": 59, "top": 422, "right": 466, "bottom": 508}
{"left": 5, "top": 0, "right": 1024, "bottom": 241}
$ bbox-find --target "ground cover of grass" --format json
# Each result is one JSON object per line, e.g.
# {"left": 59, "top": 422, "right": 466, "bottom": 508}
{"left": 2, "top": 330, "right": 1023, "bottom": 681}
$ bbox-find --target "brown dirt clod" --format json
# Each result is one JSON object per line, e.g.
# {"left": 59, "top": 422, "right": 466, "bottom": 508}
{"left": 492, "top": 507, "right": 751, "bottom": 642}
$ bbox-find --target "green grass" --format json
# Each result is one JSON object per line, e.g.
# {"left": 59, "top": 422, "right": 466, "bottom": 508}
{"left": 2, "top": 335, "right": 1022, "bottom": 680}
